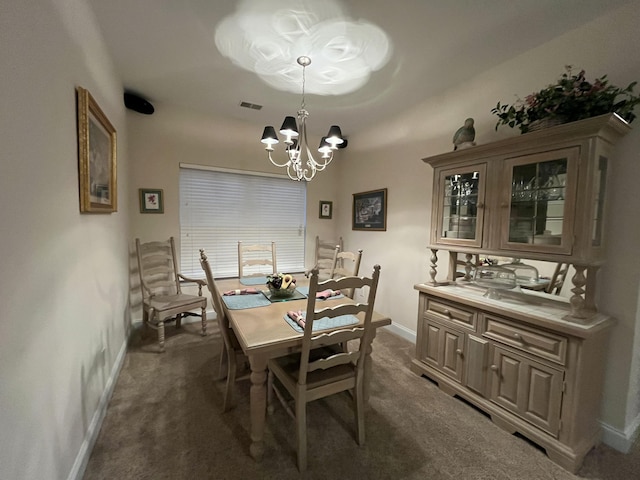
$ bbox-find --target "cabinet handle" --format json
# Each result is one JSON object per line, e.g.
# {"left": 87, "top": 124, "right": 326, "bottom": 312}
{"left": 490, "top": 365, "right": 499, "bottom": 372}
{"left": 477, "top": 202, "right": 484, "bottom": 209}
{"left": 513, "top": 333, "right": 522, "bottom": 341}
{"left": 456, "top": 349, "right": 463, "bottom": 356}
{"left": 500, "top": 202, "right": 509, "bottom": 208}
{"left": 443, "top": 309, "right": 451, "bottom": 317}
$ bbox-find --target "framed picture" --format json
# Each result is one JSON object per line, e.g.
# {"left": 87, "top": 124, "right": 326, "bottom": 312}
{"left": 352, "top": 188, "right": 387, "bottom": 231}
{"left": 319, "top": 200, "right": 333, "bottom": 219}
{"left": 139, "top": 188, "right": 164, "bottom": 213}
{"left": 76, "top": 86, "right": 117, "bottom": 213}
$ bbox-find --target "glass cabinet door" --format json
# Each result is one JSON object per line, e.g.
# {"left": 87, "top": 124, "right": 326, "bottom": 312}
{"left": 435, "top": 164, "right": 486, "bottom": 247}
{"left": 500, "top": 148, "right": 578, "bottom": 254}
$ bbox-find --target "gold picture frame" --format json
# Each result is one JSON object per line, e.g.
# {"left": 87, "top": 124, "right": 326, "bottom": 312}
{"left": 77, "top": 86, "right": 117, "bottom": 213}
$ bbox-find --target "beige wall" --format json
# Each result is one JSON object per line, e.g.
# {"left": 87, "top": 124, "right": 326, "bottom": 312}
{"left": 0, "top": 0, "right": 130, "bottom": 479}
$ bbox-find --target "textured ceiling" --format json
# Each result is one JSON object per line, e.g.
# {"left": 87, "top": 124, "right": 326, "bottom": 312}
{"left": 88, "top": 0, "right": 630, "bottom": 138}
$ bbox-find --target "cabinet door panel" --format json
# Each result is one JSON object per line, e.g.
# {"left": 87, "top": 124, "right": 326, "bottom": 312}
{"left": 441, "top": 329, "right": 464, "bottom": 382}
{"left": 500, "top": 148, "right": 579, "bottom": 255}
{"left": 418, "top": 319, "right": 465, "bottom": 383}
{"left": 489, "top": 346, "right": 563, "bottom": 436}
{"left": 434, "top": 164, "right": 487, "bottom": 248}
{"left": 465, "top": 335, "right": 489, "bottom": 396}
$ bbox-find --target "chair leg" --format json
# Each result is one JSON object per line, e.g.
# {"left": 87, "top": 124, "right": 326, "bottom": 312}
{"left": 218, "top": 344, "right": 229, "bottom": 380}
{"left": 296, "top": 398, "right": 307, "bottom": 472}
{"left": 267, "top": 370, "right": 274, "bottom": 414}
{"left": 223, "top": 350, "right": 237, "bottom": 412}
{"left": 158, "top": 320, "right": 165, "bottom": 353}
{"left": 200, "top": 305, "right": 207, "bottom": 336}
{"left": 176, "top": 313, "right": 182, "bottom": 329}
{"left": 354, "top": 378, "right": 365, "bottom": 445}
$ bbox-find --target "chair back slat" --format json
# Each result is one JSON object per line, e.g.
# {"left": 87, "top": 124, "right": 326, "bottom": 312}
{"left": 298, "top": 265, "right": 381, "bottom": 386}
{"left": 238, "top": 241, "right": 277, "bottom": 277}
{"left": 136, "top": 237, "right": 181, "bottom": 298}
{"left": 329, "top": 249, "right": 363, "bottom": 298}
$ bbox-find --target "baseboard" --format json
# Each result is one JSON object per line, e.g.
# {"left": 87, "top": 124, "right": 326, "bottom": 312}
{"left": 601, "top": 413, "right": 640, "bottom": 453}
{"left": 384, "top": 322, "right": 416, "bottom": 344}
{"left": 66, "top": 337, "right": 128, "bottom": 480}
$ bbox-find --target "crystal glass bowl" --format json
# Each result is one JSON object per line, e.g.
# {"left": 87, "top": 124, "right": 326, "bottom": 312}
{"left": 268, "top": 283, "right": 296, "bottom": 298}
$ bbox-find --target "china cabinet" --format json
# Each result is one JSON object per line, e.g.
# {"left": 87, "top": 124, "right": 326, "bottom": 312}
{"left": 424, "top": 113, "right": 630, "bottom": 320}
{"left": 413, "top": 114, "right": 630, "bottom": 473}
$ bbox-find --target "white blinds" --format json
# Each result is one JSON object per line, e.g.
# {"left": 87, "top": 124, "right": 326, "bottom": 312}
{"left": 179, "top": 166, "right": 307, "bottom": 278}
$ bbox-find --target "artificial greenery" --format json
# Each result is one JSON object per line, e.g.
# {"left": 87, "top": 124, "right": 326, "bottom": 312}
{"left": 491, "top": 66, "right": 640, "bottom": 133}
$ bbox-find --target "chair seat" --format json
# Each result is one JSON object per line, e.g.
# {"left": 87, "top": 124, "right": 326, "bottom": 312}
{"left": 148, "top": 293, "right": 205, "bottom": 312}
{"left": 270, "top": 350, "right": 356, "bottom": 389}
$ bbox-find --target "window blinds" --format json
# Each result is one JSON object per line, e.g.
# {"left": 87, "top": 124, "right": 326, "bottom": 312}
{"left": 179, "top": 166, "right": 307, "bottom": 278}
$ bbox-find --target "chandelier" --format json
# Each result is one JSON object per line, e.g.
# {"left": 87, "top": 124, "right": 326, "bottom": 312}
{"left": 260, "top": 56, "right": 344, "bottom": 181}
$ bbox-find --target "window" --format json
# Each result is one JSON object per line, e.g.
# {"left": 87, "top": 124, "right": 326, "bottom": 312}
{"left": 179, "top": 165, "right": 307, "bottom": 278}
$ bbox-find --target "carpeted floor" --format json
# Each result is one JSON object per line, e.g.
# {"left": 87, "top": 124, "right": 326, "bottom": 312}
{"left": 83, "top": 321, "right": 639, "bottom": 479}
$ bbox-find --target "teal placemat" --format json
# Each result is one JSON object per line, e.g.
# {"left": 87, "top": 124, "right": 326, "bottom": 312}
{"left": 239, "top": 276, "right": 269, "bottom": 286}
{"left": 284, "top": 312, "right": 359, "bottom": 333}
{"left": 297, "top": 286, "right": 345, "bottom": 300}
{"left": 222, "top": 293, "right": 270, "bottom": 309}
{"left": 262, "top": 288, "right": 307, "bottom": 303}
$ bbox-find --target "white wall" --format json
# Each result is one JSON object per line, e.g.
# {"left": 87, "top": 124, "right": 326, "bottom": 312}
{"left": 0, "top": 1, "right": 130, "bottom": 479}
{"left": 341, "top": 1, "right": 640, "bottom": 449}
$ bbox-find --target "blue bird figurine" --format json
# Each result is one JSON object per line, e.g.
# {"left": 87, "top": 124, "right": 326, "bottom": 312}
{"left": 453, "top": 118, "right": 476, "bottom": 150}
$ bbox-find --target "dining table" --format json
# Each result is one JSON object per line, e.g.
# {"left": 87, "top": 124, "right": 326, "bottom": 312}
{"left": 215, "top": 275, "right": 392, "bottom": 461}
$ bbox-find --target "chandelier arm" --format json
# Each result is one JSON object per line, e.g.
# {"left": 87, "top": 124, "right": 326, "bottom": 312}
{"left": 267, "top": 150, "right": 292, "bottom": 168}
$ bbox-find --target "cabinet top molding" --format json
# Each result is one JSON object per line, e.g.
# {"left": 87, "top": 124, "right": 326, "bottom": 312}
{"left": 423, "top": 113, "right": 631, "bottom": 167}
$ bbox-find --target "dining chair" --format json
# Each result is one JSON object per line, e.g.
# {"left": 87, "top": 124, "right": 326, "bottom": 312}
{"left": 135, "top": 237, "right": 207, "bottom": 352}
{"left": 329, "top": 249, "right": 363, "bottom": 298}
{"left": 238, "top": 241, "right": 277, "bottom": 278}
{"left": 200, "top": 249, "right": 249, "bottom": 411}
{"left": 546, "top": 262, "right": 569, "bottom": 295}
{"left": 267, "top": 265, "right": 381, "bottom": 472}
{"left": 305, "top": 236, "right": 344, "bottom": 280}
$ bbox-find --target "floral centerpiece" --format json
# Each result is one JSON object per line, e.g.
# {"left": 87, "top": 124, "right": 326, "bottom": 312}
{"left": 491, "top": 66, "right": 640, "bottom": 133}
{"left": 266, "top": 273, "right": 297, "bottom": 297}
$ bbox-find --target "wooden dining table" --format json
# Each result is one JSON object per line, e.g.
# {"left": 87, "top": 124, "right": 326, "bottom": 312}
{"left": 215, "top": 276, "right": 391, "bottom": 461}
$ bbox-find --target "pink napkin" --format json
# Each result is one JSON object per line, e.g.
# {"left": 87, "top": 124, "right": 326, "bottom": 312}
{"left": 223, "top": 288, "right": 260, "bottom": 296}
{"left": 316, "top": 289, "right": 341, "bottom": 300}
{"left": 287, "top": 310, "right": 306, "bottom": 328}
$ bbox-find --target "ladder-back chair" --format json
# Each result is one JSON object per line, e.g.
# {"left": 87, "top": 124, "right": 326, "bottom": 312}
{"left": 267, "top": 265, "right": 381, "bottom": 472}
{"left": 330, "top": 249, "right": 363, "bottom": 298}
{"left": 135, "top": 237, "right": 207, "bottom": 352}
{"left": 200, "top": 249, "right": 248, "bottom": 411}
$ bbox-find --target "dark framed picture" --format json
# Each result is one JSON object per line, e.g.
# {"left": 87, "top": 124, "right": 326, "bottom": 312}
{"left": 352, "top": 188, "right": 387, "bottom": 231}
{"left": 76, "top": 86, "right": 117, "bottom": 213}
{"left": 319, "top": 200, "right": 333, "bottom": 219}
{"left": 139, "top": 188, "right": 164, "bottom": 213}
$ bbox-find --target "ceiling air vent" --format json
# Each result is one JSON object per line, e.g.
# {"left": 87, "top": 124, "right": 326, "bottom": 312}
{"left": 240, "top": 101, "right": 262, "bottom": 110}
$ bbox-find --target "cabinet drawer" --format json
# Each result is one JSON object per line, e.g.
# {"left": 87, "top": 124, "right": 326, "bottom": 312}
{"left": 483, "top": 315, "right": 567, "bottom": 365}
{"left": 425, "top": 298, "right": 477, "bottom": 331}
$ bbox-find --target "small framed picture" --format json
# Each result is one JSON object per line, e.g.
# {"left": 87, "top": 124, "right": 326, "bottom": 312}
{"left": 353, "top": 188, "right": 387, "bottom": 231}
{"left": 139, "top": 188, "right": 164, "bottom": 213}
{"left": 319, "top": 200, "right": 333, "bottom": 219}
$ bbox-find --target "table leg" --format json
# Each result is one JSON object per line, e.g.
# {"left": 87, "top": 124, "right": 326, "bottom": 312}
{"left": 248, "top": 353, "right": 268, "bottom": 461}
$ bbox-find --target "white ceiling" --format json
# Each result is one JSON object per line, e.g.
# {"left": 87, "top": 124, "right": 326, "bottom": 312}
{"left": 88, "top": 0, "right": 630, "bottom": 138}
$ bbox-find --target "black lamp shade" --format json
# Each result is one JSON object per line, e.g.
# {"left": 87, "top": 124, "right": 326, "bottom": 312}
{"left": 261, "top": 126, "right": 279, "bottom": 145}
{"left": 325, "top": 125, "right": 344, "bottom": 146}
{"left": 279, "top": 116, "right": 299, "bottom": 137}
